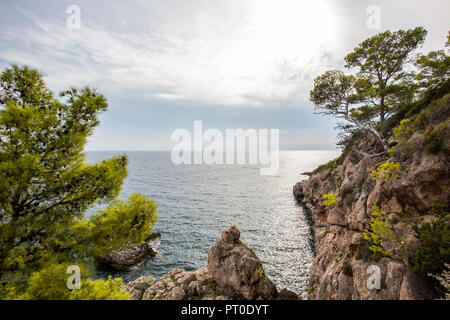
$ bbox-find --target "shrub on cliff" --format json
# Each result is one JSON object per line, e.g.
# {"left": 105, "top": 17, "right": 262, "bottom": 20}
{"left": 408, "top": 205, "right": 450, "bottom": 277}
{"left": 391, "top": 94, "right": 450, "bottom": 159}
{"left": 322, "top": 193, "right": 338, "bottom": 207}
{"left": 363, "top": 205, "right": 396, "bottom": 261}
{"left": 370, "top": 161, "right": 401, "bottom": 183}
{"left": 310, "top": 28, "right": 450, "bottom": 159}
{"left": 0, "top": 65, "right": 158, "bottom": 299}
{"left": 429, "top": 264, "right": 450, "bottom": 300}
{"left": 310, "top": 27, "right": 429, "bottom": 157}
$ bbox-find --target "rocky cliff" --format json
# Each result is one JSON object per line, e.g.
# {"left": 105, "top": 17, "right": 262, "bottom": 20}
{"left": 125, "top": 225, "right": 300, "bottom": 300}
{"left": 294, "top": 95, "right": 450, "bottom": 300}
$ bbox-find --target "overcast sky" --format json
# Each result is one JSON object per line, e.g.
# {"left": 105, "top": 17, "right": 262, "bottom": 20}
{"left": 0, "top": 0, "right": 449, "bottom": 150}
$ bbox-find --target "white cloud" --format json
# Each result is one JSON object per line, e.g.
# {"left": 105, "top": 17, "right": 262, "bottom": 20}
{"left": 0, "top": 0, "right": 341, "bottom": 106}
{"left": 1, "top": 0, "right": 448, "bottom": 108}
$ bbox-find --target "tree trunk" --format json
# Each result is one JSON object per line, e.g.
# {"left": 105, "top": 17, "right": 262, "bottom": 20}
{"left": 380, "top": 95, "right": 385, "bottom": 124}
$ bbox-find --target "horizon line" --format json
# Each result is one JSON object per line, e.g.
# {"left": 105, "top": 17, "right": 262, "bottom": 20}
{"left": 84, "top": 148, "right": 340, "bottom": 152}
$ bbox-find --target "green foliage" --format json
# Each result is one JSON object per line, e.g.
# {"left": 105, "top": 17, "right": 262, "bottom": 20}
{"left": 68, "top": 277, "right": 130, "bottom": 300}
{"left": 200, "top": 278, "right": 216, "bottom": 289}
{"left": 6, "top": 263, "right": 130, "bottom": 300}
{"left": 342, "top": 264, "right": 353, "bottom": 277}
{"left": 310, "top": 27, "right": 450, "bottom": 162}
{"left": 309, "top": 70, "right": 357, "bottom": 114}
{"left": 392, "top": 94, "right": 450, "bottom": 159}
{"left": 408, "top": 205, "right": 450, "bottom": 276}
{"left": 423, "top": 119, "right": 450, "bottom": 154}
{"left": 17, "top": 263, "right": 83, "bottom": 300}
{"left": 0, "top": 65, "right": 158, "bottom": 299}
{"left": 370, "top": 161, "right": 401, "bottom": 183}
{"left": 310, "top": 28, "right": 430, "bottom": 156}
{"left": 239, "top": 241, "right": 257, "bottom": 257}
{"left": 322, "top": 193, "right": 338, "bottom": 207}
{"left": 415, "top": 46, "right": 450, "bottom": 97}
{"left": 307, "top": 286, "right": 314, "bottom": 295}
{"left": 429, "top": 263, "right": 450, "bottom": 300}
{"left": 354, "top": 248, "right": 361, "bottom": 260}
{"left": 313, "top": 148, "right": 348, "bottom": 174}
{"left": 394, "top": 119, "right": 413, "bottom": 139}
{"left": 363, "top": 205, "right": 396, "bottom": 261}
{"left": 257, "top": 264, "right": 265, "bottom": 277}
{"left": 79, "top": 193, "right": 158, "bottom": 257}
{"left": 345, "top": 27, "right": 427, "bottom": 123}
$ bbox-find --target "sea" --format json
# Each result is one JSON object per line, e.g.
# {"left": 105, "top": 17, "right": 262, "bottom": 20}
{"left": 86, "top": 150, "right": 339, "bottom": 298}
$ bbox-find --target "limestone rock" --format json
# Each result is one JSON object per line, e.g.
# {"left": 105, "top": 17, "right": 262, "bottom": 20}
{"left": 169, "top": 287, "right": 186, "bottom": 300}
{"left": 128, "top": 225, "right": 293, "bottom": 300}
{"left": 278, "top": 288, "right": 301, "bottom": 300}
{"left": 123, "top": 276, "right": 156, "bottom": 300}
{"left": 293, "top": 132, "right": 449, "bottom": 300}
{"left": 207, "top": 225, "right": 278, "bottom": 300}
{"left": 97, "top": 242, "right": 156, "bottom": 270}
{"left": 97, "top": 233, "right": 160, "bottom": 270}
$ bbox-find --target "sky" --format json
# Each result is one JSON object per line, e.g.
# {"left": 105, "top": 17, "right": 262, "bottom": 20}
{"left": 0, "top": 0, "right": 449, "bottom": 150}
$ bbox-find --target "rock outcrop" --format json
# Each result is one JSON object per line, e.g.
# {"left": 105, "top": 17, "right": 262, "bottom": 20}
{"left": 294, "top": 134, "right": 449, "bottom": 299}
{"left": 123, "top": 276, "right": 156, "bottom": 300}
{"left": 125, "top": 225, "right": 299, "bottom": 300}
{"left": 207, "top": 225, "right": 278, "bottom": 300}
{"left": 97, "top": 233, "right": 161, "bottom": 270}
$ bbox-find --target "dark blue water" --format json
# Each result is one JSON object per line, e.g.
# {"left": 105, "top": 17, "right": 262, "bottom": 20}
{"left": 86, "top": 150, "right": 338, "bottom": 298}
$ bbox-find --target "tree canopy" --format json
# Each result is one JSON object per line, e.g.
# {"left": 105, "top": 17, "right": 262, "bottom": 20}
{"left": 0, "top": 65, "right": 158, "bottom": 299}
{"left": 345, "top": 27, "right": 427, "bottom": 123}
{"left": 310, "top": 27, "right": 449, "bottom": 157}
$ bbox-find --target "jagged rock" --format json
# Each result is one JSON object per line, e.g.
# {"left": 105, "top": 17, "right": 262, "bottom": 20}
{"left": 400, "top": 272, "right": 433, "bottom": 300}
{"left": 278, "top": 288, "right": 301, "bottom": 300}
{"left": 293, "top": 182, "right": 305, "bottom": 200}
{"left": 207, "top": 225, "right": 278, "bottom": 300}
{"left": 145, "top": 232, "right": 162, "bottom": 241}
{"left": 326, "top": 207, "right": 347, "bottom": 226}
{"left": 97, "top": 243, "right": 156, "bottom": 270}
{"left": 294, "top": 131, "right": 448, "bottom": 300}
{"left": 127, "top": 226, "right": 295, "bottom": 300}
{"left": 169, "top": 287, "right": 186, "bottom": 300}
{"left": 97, "top": 233, "right": 160, "bottom": 270}
{"left": 179, "top": 272, "right": 197, "bottom": 292}
{"left": 123, "top": 276, "right": 156, "bottom": 300}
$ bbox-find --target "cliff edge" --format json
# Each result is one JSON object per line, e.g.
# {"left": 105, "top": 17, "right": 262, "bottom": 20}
{"left": 294, "top": 94, "right": 450, "bottom": 300}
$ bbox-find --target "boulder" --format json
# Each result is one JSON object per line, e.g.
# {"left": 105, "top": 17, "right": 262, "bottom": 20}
{"left": 123, "top": 276, "right": 156, "bottom": 300}
{"left": 400, "top": 271, "right": 432, "bottom": 300}
{"left": 293, "top": 182, "right": 305, "bottom": 200}
{"left": 169, "top": 287, "right": 186, "bottom": 300}
{"left": 207, "top": 225, "right": 278, "bottom": 300}
{"left": 278, "top": 288, "right": 301, "bottom": 300}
